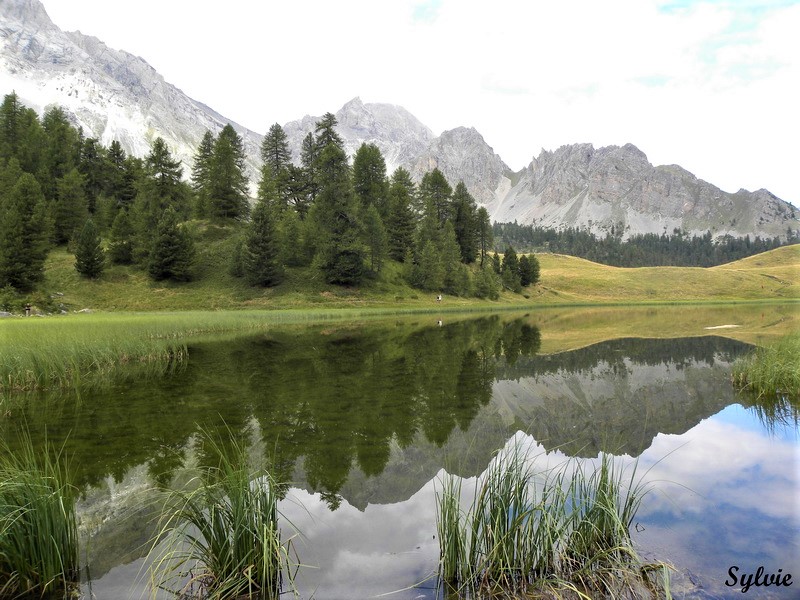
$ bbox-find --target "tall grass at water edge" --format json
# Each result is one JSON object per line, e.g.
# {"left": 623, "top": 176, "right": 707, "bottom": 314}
{"left": 436, "top": 445, "right": 671, "bottom": 599}
{"left": 0, "top": 435, "right": 79, "bottom": 599}
{"left": 147, "top": 430, "right": 297, "bottom": 600}
{"left": 732, "top": 332, "right": 800, "bottom": 400}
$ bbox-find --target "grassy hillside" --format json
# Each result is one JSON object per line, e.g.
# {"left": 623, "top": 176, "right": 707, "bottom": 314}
{"left": 30, "top": 233, "right": 800, "bottom": 312}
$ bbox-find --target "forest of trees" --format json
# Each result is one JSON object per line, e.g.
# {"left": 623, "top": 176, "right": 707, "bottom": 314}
{"left": 0, "top": 93, "right": 539, "bottom": 305}
{"left": 493, "top": 221, "right": 797, "bottom": 268}
{"left": 3, "top": 89, "right": 793, "bottom": 308}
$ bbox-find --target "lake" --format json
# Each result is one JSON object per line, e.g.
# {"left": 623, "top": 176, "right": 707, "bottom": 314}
{"left": 2, "top": 305, "right": 798, "bottom": 599}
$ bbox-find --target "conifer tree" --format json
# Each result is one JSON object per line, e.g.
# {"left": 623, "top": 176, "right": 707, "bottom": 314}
{"left": 108, "top": 210, "right": 134, "bottom": 265}
{"left": 386, "top": 168, "right": 416, "bottom": 262}
{"left": 0, "top": 92, "right": 22, "bottom": 163}
{"left": 78, "top": 137, "right": 105, "bottom": 213}
{"left": 501, "top": 245, "right": 522, "bottom": 293}
{"left": 191, "top": 130, "right": 215, "bottom": 217}
{"left": 419, "top": 168, "right": 452, "bottom": 226}
{"left": 352, "top": 143, "right": 389, "bottom": 217}
{"left": 261, "top": 123, "right": 293, "bottom": 208}
{"left": 147, "top": 206, "right": 195, "bottom": 281}
{"left": 414, "top": 240, "right": 444, "bottom": 291}
{"left": 519, "top": 253, "right": 540, "bottom": 286}
{"left": 242, "top": 178, "right": 283, "bottom": 287}
{"left": 0, "top": 173, "right": 51, "bottom": 290}
{"left": 310, "top": 140, "right": 364, "bottom": 285}
{"left": 52, "top": 168, "right": 88, "bottom": 244}
{"left": 451, "top": 181, "right": 478, "bottom": 263}
{"left": 362, "top": 204, "right": 387, "bottom": 273}
{"left": 39, "top": 106, "right": 79, "bottom": 200}
{"left": 476, "top": 207, "right": 493, "bottom": 266}
{"left": 299, "top": 132, "right": 319, "bottom": 207}
{"left": 491, "top": 251, "right": 501, "bottom": 274}
{"left": 74, "top": 218, "right": 104, "bottom": 278}
{"left": 209, "top": 125, "right": 250, "bottom": 220}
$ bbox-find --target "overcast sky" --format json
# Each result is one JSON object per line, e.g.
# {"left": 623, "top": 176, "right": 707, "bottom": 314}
{"left": 40, "top": 0, "right": 799, "bottom": 204}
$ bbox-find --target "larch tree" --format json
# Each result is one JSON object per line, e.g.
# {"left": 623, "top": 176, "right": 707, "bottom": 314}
{"left": 0, "top": 173, "right": 51, "bottom": 291}
{"left": 386, "top": 167, "right": 417, "bottom": 262}
{"left": 74, "top": 217, "right": 105, "bottom": 278}
{"left": 191, "top": 130, "right": 215, "bottom": 217}
{"left": 209, "top": 124, "right": 250, "bottom": 220}
{"left": 352, "top": 143, "right": 389, "bottom": 217}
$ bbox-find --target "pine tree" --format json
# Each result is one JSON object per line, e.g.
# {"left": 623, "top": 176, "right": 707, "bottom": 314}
{"left": 419, "top": 168, "right": 452, "bottom": 226}
{"left": 209, "top": 124, "right": 250, "bottom": 220}
{"left": 39, "top": 106, "right": 79, "bottom": 200}
{"left": 0, "top": 173, "right": 51, "bottom": 291}
{"left": 519, "top": 253, "right": 540, "bottom": 286}
{"left": 78, "top": 137, "right": 105, "bottom": 213}
{"left": 310, "top": 142, "right": 364, "bottom": 285}
{"left": 147, "top": 207, "right": 195, "bottom": 281}
{"left": 299, "top": 132, "right": 319, "bottom": 208}
{"left": 501, "top": 245, "right": 522, "bottom": 293}
{"left": 191, "top": 130, "right": 215, "bottom": 217}
{"left": 74, "top": 218, "right": 104, "bottom": 278}
{"left": 414, "top": 240, "right": 444, "bottom": 291}
{"left": 476, "top": 207, "right": 493, "bottom": 266}
{"left": 52, "top": 168, "right": 88, "bottom": 244}
{"left": 440, "top": 222, "right": 465, "bottom": 295}
{"left": 108, "top": 210, "right": 134, "bottom": 265}
{"left": 386, "top": 168, "right": 416, "bottom": 262}
{"left": 242, "top": 198, "right": 283, "bottom": 287}
{"left": 451, "top": 181, "right": 478, "bottom": 263}
{"left": 352, "top": 143, "right": 389, "bottom": 217}
{"left": 0, "top": 92, "right": 22, "bottom": 162}
{"left": 261, "top": 123, "right": 293, "bottom": 208}
{"left": 362, "top": 204, "right": 387, "bottom": 273}
{"left": 474, "top": 266, "right": 500, "bottom": 300}
{"left": 491, "top": 251, "right": 501, "bottom": 274}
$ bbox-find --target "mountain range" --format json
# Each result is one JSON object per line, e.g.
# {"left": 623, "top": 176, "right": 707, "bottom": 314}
{"left": 2, "top": 0, "right": 797, "bottom": 240}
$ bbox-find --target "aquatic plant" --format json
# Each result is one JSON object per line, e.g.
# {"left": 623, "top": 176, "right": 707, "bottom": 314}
{"left": 733, "top": 332, "right": 800, "bottom": 400}
{"left": 435, "top": 444, "right": 671, "bottom": 599}
{"left": 0, "top": 435, "right": 79, "bottom": 599}
{"left": 148, "top": 430, "right": 297, "bottom": 600}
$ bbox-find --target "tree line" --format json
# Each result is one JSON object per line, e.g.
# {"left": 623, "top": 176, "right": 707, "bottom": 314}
{"left": 0, "top": 92, "right": 539, "bottom": 304}
{"left": 493, "top": 221, "right": 796, "bottom": 268}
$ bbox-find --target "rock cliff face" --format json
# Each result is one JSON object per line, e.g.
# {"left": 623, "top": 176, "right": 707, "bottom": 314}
{"left": 282, "top": 96, "right": 435, "bottom": 174}
{"left": 492, "top": 143, "right": 799, "bottom": 239}
{"left": 2, "top": 0, "right": 796, "bottom": 239}
{"left": 405, "top": 126, "right": 513, "bottom": 208}
{"left": 0, "top": 0, "right": 263, "bottom": 176}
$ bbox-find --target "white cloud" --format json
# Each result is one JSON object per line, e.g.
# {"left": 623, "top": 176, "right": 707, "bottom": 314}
{"left": 39, "top": 0, "right": 799, "bottom": 202}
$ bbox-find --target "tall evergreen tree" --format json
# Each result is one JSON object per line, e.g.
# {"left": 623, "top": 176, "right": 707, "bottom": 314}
{"left": 419, "top": 168, "right": 452, "bottom": 227}
{"left": 386, "top": 168, "right": 416, "bottom": 262}
{"left": 310, "top": 141, "right": 364, "bottom": 285}
{"left": 0, "top": 173, "right": 51, "bottom": 290}
{"left": 78, "top": 137, "right": 105, "bottom": 213}
{"left": 519, "top": 253, "right": 540, "bottom": 286}
{"left": 242, "top": 196, "right": 283, "bottom": 287}
{"left": 209, "top": 124, "right": 250, "bottom": 220}
{"left": 74, "top": 218, "right": 104, "bottom": 278}
{"left": 141, "top": 137, "right": 186, "bottom": 215}
{"left": 299, "top": 132, "right": 319, "bottom": 208}
{"left": 362, "top": 204, "right": 387, "bottom": 273}
{"left": 108, "top": 210, "right": 134, "bottom": 265}
{"left": 451, "top": 181, "right": 478, "bottom": 263}
{"left": 260, "top": 123, "right": 293, "bottom": 209}
{"left": 191, "top": 130, "right": 215, "bottom": 217}
{"left": 476, "top": 207, "right": 493, "bottom": 266}
{"left": 0, "top": 92, "right": 22, "bottom": 163}
{"left": 352, "top": 143, "right": 389, "bottom": 217}
{"left": 501, "top": 245, "right": 522, "bottom": 293}
{"left": 147, "top": 206, "right": 195, "bottom": 281}
{"left": 52, "top": 168, "right": 88, "bottom": 244}
{"left": 39, "top": 106, "right": 79, "bottom": 200}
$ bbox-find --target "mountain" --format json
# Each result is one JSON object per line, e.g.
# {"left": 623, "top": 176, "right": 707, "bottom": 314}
{"left": 2, "top": 0, "right": 796, "bottom": 240}
{"left": 492, "top": 143, "right": 799, "bottom": 239}
{"left": 282, "top": 96, "right": 436, "bottom": 174}
{"left": 0, "top": 0, "right": 263, "bottom": 176}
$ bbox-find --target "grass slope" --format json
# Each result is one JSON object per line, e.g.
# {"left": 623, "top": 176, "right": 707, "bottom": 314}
{"left": 34, "top": 234, "right": 800, "bottom": 312}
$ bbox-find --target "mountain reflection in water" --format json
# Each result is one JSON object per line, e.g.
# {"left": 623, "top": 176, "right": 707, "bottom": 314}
{"left": 1, "top": 314, "right": 796, "bottom": 599}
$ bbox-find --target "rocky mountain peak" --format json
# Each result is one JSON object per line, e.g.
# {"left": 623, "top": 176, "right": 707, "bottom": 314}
{"left": 1, "top": 0, "right": 55, "bottom": 29}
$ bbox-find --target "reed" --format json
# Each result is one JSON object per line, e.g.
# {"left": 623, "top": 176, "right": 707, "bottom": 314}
{"left": 435, "top": 445, "right": 670, "bottom": 599}
{"left": 732, "top": 332, "right": 800, "bottom": 399}
{"left": 148, "top": 430, "right": 296, "bottom": 600}
{"left": 0, "top": 435, "right": 79, "bottom": 599}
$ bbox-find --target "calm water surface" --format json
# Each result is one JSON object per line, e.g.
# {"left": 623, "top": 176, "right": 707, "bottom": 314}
{"left": 2, "top": 308, "right": 798, "bottom": 599}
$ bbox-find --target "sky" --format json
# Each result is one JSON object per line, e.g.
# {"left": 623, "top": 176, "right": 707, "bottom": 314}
{"left": 40, "top": 0, "right": 799, "bottom": 204}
